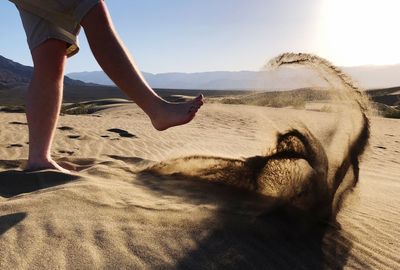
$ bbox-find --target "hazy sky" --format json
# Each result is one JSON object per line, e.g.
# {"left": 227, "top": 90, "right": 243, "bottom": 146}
{"left": 0, "top": 0, "right": 399, "bottom": 73}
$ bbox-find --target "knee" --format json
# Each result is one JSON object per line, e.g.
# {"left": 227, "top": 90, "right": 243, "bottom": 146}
{"left": 31, "top": 39, "right": 67, "bottom": 79}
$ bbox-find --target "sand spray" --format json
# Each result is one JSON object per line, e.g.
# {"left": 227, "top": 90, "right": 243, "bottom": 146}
{"left": 145, "top": 53, "right": 371, "bottom": 222}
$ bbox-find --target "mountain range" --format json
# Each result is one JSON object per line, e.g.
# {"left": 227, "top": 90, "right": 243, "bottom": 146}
{"left": 0, "top": 55, "right": 88, "bottom": 89}
{"left": 2, "top": 53, "right": 400, "bottom": 92}
{"left": 67, "top": 69, "right": 324, "bottom": 91}
{"left": 67, "top": 65, "right": 400, "bottom": 90}
{"left": 0, "top": 55, "right": 128, "bottom": 104}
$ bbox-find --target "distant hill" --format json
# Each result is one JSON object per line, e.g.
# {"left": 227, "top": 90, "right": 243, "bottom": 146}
{"left": 367, "top": 86, "right": 400, "bottom": 106}
{"left": 345, "top": 65, "right": 400, "bottom": 89}
{"left": 67, "top": 69, "right": 326, "bottom": 91}
{"left": 0, "top": 55, "right": 90, "bottom": 88}
{"left": 67, "top": 64, "right": 400, "bottom": 90}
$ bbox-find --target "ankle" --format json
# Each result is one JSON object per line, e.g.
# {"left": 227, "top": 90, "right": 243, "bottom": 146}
{"left": 28, "top": 155, "right": 52, "bottom": 166}
{"left": 144, "top": 97, "right": 168, "bottom": 120}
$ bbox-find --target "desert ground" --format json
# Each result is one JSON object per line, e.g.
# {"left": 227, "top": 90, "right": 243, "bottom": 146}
{"left": 0, "top": 92, "right": 398, "bottom": 269}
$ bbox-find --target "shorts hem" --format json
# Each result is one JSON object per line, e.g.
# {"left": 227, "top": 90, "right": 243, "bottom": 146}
{"left": 30, "top": 35, "right": 79, "bottom": 58}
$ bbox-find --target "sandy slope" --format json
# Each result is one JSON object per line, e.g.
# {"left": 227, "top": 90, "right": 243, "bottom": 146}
{"left": 0, "top": 103, "right": 399, "bottom": 269}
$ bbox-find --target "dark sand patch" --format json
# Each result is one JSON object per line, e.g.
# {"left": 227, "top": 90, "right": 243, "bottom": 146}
{"left": 7, "top": 144, "right": 23, "bottom": 148}
{"left": 67, "top": 135, "right": 81, "bottom": 139}
{"left": 107, "top": 128, "right": 137, "bottom": 138}
{"left": 9, "top": 121, "right": 27, "bottom": 125}
{"left": 58, "top": 126, "right": 74, "bottom": 131}
{"left": 58, "top": 150, "right": 75, "bottom": 156}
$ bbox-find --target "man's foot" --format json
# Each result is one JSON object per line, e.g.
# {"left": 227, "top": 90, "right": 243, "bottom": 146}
{"left": 150, "top": 94, "right": 204, "bottom": 131}
{"left": 25, "top": 158, "right": 72, "bottom": 174}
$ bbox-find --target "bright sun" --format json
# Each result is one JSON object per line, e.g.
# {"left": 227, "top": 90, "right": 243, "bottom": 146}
{"left": 318, "top": 0, "right": 400, "bottom": 66}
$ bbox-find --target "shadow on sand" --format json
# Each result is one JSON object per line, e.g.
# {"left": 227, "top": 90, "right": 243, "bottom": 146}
{"left": 135, "top": 121, "right": 366, "bottom": 268}
{"left": 0, "top": 169, "right": 79, "bottom": 198}
{"left": 0, "top": 160, "right": 79, "bottom": 240}
{"left": 0, "top": 213, "right": 27, "bottom": 236}
{"left": 136, "top": 168, "right": 352, "bottom": 270}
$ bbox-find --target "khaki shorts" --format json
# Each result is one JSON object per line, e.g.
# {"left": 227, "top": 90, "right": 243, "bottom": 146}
{"left": 10, "top": 0, "right": 102, "bottom": 57}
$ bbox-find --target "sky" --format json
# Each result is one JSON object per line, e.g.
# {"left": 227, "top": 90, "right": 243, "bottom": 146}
{"left": 0, "top": 0, "right": 399, "bottom": 74}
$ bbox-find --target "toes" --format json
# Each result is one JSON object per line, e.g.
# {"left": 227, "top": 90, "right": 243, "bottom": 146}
{"left": 194, "top": 94, "right": 204, "bottom": 104}
{"left": 195, "top": 94, "right": 204, "bottom": 101}
{"left": 192, "top": 95, "right": 204, "bottom": 108}
{"left": 188, "top": 95, "right": 203, "bottom": 113}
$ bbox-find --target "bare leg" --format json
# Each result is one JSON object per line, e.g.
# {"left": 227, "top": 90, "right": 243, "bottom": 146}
{"left": 80, "top": 2, "right": 203, "bottom": 131}
{"left": 25, "top": 39, "right": 70, "bottom": 173}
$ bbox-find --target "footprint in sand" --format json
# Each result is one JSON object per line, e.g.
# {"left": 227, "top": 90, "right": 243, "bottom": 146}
{"left": 107, "top": 128, "right": 137, "bottom": 138}
{"left": 7, "top": 144, "right": 23, "bottom": 148}
{"left": 67, "top": 135, "right": 81, "bottom": 139}
{"left": 58, "top": 126, "right": 74, "bottom": 131}
{"left": 9, "top": 121, "right": 27, "bottom": 125}
{"left": 58, "top": 150, "right": 74, "bottom": 156}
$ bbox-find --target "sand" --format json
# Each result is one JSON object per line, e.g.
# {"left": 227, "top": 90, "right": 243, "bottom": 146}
{"left": 0, "top": 100, "right": 398, "bottom": 269}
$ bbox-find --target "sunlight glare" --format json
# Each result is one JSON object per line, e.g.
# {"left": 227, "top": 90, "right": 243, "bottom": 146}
{"left": 318, "top": 0, "right": 400, "bottom": 66}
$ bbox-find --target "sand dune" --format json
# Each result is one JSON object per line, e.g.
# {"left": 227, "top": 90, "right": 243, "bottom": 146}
{"left": 0, "top": 54, "right": 399, "bottom": 269}
{"left": 0, "top": 101, "right": 399, "bottom": 269}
